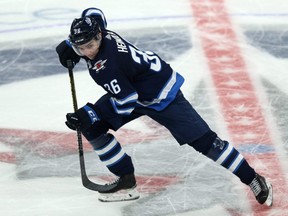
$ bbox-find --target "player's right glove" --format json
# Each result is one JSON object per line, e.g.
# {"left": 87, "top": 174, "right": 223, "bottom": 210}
{"left": 56, "top": 40, "right": 80, "bottom": 68}
{"left": 65, "top": 103, "right": 101, "bottom": 131}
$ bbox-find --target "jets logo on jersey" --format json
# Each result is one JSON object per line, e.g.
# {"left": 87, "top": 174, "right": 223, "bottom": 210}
{"left": 92, "top": 59, "right": 107, "bottom": 72}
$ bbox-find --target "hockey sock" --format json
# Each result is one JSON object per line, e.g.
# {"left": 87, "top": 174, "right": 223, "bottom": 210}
{"left": 89, "top": 133, "right": 134, "bottom": 176}
{"left": 206, "top": 137, "right": 256, "bottom": 185}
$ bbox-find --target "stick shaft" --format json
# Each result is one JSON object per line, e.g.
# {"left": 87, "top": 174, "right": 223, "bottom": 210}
{"left": 66, "top": 60, "right": 116, "bottom": 192}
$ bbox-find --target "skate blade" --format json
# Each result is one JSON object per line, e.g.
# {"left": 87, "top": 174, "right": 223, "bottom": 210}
{"left": 265, "top": 182, "right": 273, "bottom": 207}
{"left": 98, "top": 188, "right": 140, "bottom": 202}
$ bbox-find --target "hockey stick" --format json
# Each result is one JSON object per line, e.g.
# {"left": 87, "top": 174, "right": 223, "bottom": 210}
{"left": 67, "top": 59, "right": 116, "bottom": 192}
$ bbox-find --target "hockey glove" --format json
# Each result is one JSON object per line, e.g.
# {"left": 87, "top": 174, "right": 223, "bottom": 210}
{"left": 56, "top": 40, "right": 80, "bottom": 68}
{"left": 65, "top": 103, "right": 100, "bottom": 131}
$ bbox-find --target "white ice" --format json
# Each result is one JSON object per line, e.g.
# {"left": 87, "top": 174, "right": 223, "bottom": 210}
{"left": 0, "top": 0, "right": 288, "bottom": 215}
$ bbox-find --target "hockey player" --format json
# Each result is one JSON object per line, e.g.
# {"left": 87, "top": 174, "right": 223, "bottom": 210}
{"left": 56, "top": 8, "right": 273, "bottom": 205}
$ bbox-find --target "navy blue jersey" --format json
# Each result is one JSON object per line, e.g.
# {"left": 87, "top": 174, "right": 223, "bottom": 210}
{"left": 83, "top": 30, "right": 184, "bottom": 119}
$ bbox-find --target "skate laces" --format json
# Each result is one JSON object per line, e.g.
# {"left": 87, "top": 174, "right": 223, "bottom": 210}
{"left": 106, "top": 177, "right": 120, "bottom": 186}
{"left": 249, "top": 177, "right": 262, "bottom": 196}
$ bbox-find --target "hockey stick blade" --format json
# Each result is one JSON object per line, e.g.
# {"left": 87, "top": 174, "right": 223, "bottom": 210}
{"left": 67, "top": 59, "right": 117, "bottom": 192}
{"left": 78, "top": 132, "right": 118, "bottom": 192}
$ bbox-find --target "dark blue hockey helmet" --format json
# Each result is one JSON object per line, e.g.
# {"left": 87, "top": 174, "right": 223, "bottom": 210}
{"left": 81, "top": 8, "right": 107, "bottom": 29}
{"left": 69, "top": 16, "right": 101, "bottom": 46}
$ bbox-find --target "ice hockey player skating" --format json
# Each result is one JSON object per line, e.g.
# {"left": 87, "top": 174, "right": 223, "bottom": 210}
{"left": 56, "top": 7, "right": 273, "bottom": 205}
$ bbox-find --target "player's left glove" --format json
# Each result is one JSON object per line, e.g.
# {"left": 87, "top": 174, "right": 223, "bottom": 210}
{"left": 56, "top": 40, "right": 80, "bottom": 68}
{"left": 65, "top": 103, "right": 100, "bottom": 131}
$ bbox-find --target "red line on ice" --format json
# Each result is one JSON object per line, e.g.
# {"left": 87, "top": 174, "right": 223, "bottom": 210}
{"left": 0, "top": 127, "right": 166, "bottom": 161}
{"left": 0, "top": 152, "right": 16, "bottom": 163}
{"left": 190, "top": 0, "right": 288, "bottom": 215}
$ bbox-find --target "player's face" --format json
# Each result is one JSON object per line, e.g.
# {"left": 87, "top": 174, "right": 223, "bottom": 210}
{"left": 76, "top": 33, "right": 102, "bottom": 60}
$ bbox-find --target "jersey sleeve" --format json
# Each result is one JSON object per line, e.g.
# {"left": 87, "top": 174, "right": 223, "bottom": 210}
{"left": 94, "top": 89, "right": 138, "bottom": 119}
{"left": 109, "top": 92, "right": 138, "bottom": 115}
{"left": 95, "top": 67, "right": 139, "bottom": 118}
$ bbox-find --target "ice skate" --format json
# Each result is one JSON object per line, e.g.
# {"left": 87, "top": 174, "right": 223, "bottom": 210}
{"left": 98, "top": 173, "right": 140, "bottom": 202}
{"left": 249, "top": 173, "right": 273, "bottom": 206}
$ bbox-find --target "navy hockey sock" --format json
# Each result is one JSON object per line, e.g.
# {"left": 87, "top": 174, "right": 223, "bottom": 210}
{"left": 189, "top": 131, "right": 255, "bottom": 185}
{"left": 206, "top": 137, "right": 256, "bottom": 185}
{"left": 89, "top": 133, "right": 134, "bottom": 176}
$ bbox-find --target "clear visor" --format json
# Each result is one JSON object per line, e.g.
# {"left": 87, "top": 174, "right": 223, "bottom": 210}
{"left": 71, "top": 33, "right": 102, "bottom": 57}
{"left": 72, "top": 44, "right": 84, "bottom": 56}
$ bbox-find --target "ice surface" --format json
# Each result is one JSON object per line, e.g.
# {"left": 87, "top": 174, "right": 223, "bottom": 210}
{"left": 0, "top": 0, "right": 288, "bottom": 215}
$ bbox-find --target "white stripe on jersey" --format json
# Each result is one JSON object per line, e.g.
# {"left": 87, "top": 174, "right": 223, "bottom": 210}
{"left": 110, "top": 92, "right": 138, "bottom": 115}
{"left": 137, "top": 70, "right": 177, "bottom": 107}
{"left": 157, "top": 69, "right": 177, "bottom": 100}
{"left": 112, "top": 106, "right": 134, "bottom": 115}
{"left": 112, "top": 92, "right": 138, "bottom": 105}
